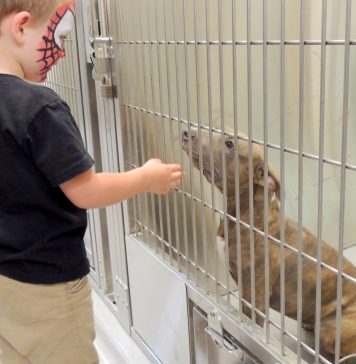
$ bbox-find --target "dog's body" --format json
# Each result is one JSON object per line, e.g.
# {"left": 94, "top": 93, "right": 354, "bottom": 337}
{"left": 182, "top": 127, "right": 356, "bottom": 358}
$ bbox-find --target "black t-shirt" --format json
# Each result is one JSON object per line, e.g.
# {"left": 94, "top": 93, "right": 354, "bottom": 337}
{"left": 0, "top": 74, "right": 94, "bottom": 284}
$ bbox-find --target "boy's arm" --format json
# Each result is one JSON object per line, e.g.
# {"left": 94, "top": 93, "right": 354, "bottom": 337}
{"left": 60, "top": 159, "right": 182, "bottom": 209}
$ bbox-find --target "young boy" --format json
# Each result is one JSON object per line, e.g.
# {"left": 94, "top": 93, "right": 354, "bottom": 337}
{"left": 0, "top": 1, "right": 182, "bottom": 363}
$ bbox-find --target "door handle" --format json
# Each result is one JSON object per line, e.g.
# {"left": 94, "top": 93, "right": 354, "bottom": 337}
{"left": 205, "top": 326, "right": 246, "bottom": 360}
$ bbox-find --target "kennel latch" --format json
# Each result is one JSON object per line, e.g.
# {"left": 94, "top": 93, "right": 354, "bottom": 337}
{"left": 90, "top": 36, "right": 116, "bottom": 99}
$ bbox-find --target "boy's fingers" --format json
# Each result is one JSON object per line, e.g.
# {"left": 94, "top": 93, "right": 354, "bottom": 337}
{"left": 170, "top": 178, "right": 182, "bottom": 188}
{"left": 170, "top": 172, "right": 182, "bottom": 182}
{"left": 169, "top": 164, "right": 182, "bottom": 172}
{"left": 171, "top": 170, "right": 182, "bottom": 178}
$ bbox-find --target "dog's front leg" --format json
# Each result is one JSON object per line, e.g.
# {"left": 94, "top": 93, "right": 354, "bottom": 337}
{"left": 216, "top": 219, "right": 227, "bottom": 262}
{"left": 239, "top": 243, "right": 267, "bottom": 328}
{"left": 239, "top": 270, "right": 266, "bottom": 327}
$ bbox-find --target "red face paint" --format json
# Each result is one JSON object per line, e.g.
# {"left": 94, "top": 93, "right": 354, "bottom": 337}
{"left": 37, "top": 3, "right": 75, "bottom": 80}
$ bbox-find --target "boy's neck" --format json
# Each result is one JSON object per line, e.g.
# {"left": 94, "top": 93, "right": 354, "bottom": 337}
{"left": 0, "top": 50, "right": 24, "bottom": 79}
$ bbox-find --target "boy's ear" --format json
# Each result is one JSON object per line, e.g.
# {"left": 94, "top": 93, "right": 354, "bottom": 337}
{"left": 11, "top": 12, "right": 32, "bottom": 44}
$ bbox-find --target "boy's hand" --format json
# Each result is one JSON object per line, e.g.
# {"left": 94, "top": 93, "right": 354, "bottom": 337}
{"left": 141, "top": 159, "right": 182, "bottom": 195}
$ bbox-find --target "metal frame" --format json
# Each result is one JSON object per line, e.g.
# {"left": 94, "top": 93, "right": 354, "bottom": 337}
{"left": 85, "top": 0, "right": 132, "bottom": 333}
{"left": 111, "top": 1, "right": 356, "bottom": 363}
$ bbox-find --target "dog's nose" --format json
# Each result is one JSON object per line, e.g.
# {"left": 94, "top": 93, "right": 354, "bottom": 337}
{"left": 182, "top": 129, "right": 189, "bottom": 143}
{"left": 182, "top": 128, "right": 197, "bottom": 142}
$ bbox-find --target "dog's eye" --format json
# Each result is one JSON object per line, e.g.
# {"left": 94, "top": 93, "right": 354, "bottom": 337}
{"left": 225, "top": 140, "right": 234, "bottom": 150}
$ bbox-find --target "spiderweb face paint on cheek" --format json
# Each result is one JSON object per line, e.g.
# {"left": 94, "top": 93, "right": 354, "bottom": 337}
{"left": 37, "top": 4, "right": 75, "bottom": 79}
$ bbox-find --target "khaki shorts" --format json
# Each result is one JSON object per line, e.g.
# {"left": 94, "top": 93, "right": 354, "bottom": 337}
{"left": 0, "top": 275, "right": 99, "bottom": 364}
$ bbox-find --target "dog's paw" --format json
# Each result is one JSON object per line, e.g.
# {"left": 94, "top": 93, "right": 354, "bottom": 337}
{"left": 302, "top": 322, "right": 314, "bottom": 331}
{"left": 216, "top": 236, "right": 226, "bottom": 258}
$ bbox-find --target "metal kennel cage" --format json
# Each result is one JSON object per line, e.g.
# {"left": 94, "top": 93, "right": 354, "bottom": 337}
{"left": 47, "top": 0, "right": 356, "bottom": 363}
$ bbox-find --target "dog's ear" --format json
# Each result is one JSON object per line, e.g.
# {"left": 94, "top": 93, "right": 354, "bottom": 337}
{"left": 255, "top": 164, "right": 280, "bottom": 199}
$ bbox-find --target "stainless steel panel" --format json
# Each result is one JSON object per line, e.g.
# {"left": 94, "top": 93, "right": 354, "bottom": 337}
{"left": 126, "top": 236, "right": 190, "bottom": 364}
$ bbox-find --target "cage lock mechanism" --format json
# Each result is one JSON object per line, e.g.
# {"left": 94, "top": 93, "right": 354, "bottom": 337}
{"left": 90, "top": 36, "right": 116, "bottom": 99}
{"left": 205, "top": 309, "right": 246, "bottom": 361}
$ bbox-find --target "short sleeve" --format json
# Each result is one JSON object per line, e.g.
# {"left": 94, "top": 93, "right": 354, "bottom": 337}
{"left": 24, "top": 100, "right": 94, "bottom": 186}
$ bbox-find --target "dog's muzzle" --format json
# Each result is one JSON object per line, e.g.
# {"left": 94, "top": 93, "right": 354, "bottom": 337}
{"left": 181, "top": 129, "right": 193, "bottom": 146}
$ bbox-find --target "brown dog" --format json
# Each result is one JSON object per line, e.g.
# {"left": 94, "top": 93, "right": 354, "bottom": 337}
{"left": 182, "top": 127, "right": 356, "bottom": 359}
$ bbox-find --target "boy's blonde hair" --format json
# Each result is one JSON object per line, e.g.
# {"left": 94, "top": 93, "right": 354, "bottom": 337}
{"left": 0, "top": 0, "right": 68, "bottom": 25}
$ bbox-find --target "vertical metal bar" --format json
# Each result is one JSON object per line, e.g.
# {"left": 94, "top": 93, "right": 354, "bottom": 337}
{"left": 115, "top": 0, "right": 126, "bottom": 288}
{"left": 105, "top": 78, "right": 125, "bottom": 286}
{"left": 58, "top": 56, "right": 65, "bottom": 103}
{"left": 163, "top": 0, "right": 179, "bottom": 267}
{"left": 69, "top": 37, "right": 81, "bottom": 133}
{"left": 121, "top": 0, "right": 138, "bottom": 232}
{"left": 204, "top": 0, "right": 218, "bottom": 301}
{"left": 132, "top": 0, "right": 150, "bottom": 244}
{"left": 334, "top": 1, "right": 352, "bottom": 361}
{"left": 131, "top": 27, "right": 143, "bottom": 236}
{"left": 126, "top": 2, "right": 148, "bottom": 233}
{"left": 182, "top": 0, "right": 198, "bottom": 282}
{"left": 173, "top": 0, "right": 190, "bottom": 276}
{"left": 154, "top": 0, "right": 172, "bottom": 260}
{"left": 62, "top": 45, "right": 69, "bottom": 108}
{"left": 72, "top": 32, "right": 84, "bottom": 131}
{"left": 63, "top": 39, "right": 71, "bottom": 107}
{"left": 193, "top": 0, "right": 208, "bottom": 292}
{"left": 146, "top": 0, "right": 164, "bottom": 253}
{"left": 129, "top": 12, "right": 143, "bottom": 232}
{"left": 262, "top": 0, "right": 270, "bottom": 343}
{"left": 67, "top": 39, "right": 74, "bottom": 109}
{"left": 152, "top": 0, "right": 165, "bottom": 256}
{"left": 218, "top": 0, "right": 231, "bottom": 309}
{"left": 138, "top": 1, "right": 157, "bottom": 249}
{"left": 103, "top": 16, "right": 127, "bottom": 287}
{"left": 246, "top": 0, "right": 256, "bottom": 327}
{"left": 98, "top": 0, "right": 109, "bottom": 36}
{"left": 297, "top": 0, "right": 305, "bottom": 362}
{"left": 99, "top": 0, "right": 123, "bottom": 276}
{"left": 232, "top": 0, "right": 243, "bottom": 320}
{"left": 279, "top": 0, "right": 286, "bottom": 354}
{"left": 119, "top": 1, "right": 138, "bottom": 287}
{"left": 314, "top": 0, "right": 328, "bottom": 361}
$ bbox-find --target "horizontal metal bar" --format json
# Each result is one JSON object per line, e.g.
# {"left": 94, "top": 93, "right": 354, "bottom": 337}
{"left": 44, "top": 82, "right": 79, "bottom": 92}
{"left": 267, "top": 319, "right": 332, "bottom": 364}
{"left": 131, "top": 222, "right": 229, "bottom": 289}
{"left": 123, "top": 104, "right": 356, "bottom": 172}
{"left": 116, "top": 39, "right": 356, "bottom": 46}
